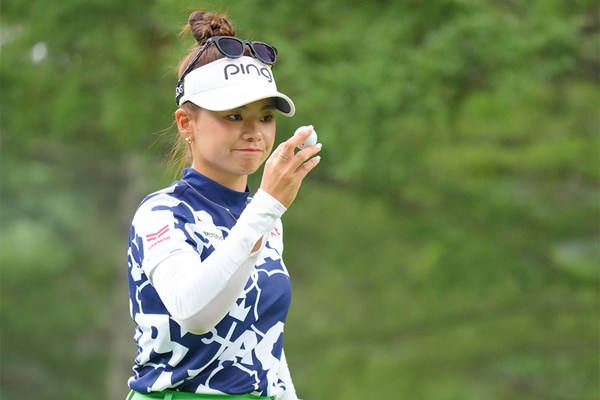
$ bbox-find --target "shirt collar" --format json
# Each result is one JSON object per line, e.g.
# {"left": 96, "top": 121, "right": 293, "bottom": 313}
{"left": 180, "top": 168, "right": 250, "bottom": 217}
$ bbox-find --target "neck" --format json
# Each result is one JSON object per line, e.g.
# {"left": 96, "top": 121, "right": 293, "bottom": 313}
{"left": 190, "top": 165, "right": 248, "bottom": 192}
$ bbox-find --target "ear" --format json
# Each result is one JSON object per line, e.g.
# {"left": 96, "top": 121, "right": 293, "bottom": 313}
{"left": 175, "top": 108, "right": 193, "bottom": 139}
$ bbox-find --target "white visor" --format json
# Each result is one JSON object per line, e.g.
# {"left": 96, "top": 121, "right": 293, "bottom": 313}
{"left": 177, "top": 56, "right": 295, "bottom": 116}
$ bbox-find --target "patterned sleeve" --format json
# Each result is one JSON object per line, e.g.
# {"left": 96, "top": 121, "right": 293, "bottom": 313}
{"left": 135, "top": 189, "right": 287, "bottom": 333}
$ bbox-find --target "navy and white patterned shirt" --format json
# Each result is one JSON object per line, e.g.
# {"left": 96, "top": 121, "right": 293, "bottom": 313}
{"left": 127, "top": 168, "right": 291, "bottom": 395}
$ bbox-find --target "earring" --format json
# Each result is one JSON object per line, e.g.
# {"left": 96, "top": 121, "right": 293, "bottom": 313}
{"left": 185, "top": 137, "right": 192, "bottom": 144}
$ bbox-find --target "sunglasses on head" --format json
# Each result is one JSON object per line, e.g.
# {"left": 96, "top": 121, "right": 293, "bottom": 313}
{"left": 176, "top": 36, "right": 278, "bottom": 105}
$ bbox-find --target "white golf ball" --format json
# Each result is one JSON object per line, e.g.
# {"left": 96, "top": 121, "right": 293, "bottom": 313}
{"left": 295, "top": 125, "right": 318, "bottom": 149}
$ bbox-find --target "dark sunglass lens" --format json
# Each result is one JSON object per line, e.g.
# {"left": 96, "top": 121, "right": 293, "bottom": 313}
{"left": 252, "top": 43, "right": 277, "bottom": 64}
{"left": 217, "top": 37, "right": 244, "bottom": 57}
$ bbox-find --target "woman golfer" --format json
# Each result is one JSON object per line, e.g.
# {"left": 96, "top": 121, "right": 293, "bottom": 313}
{"left": 125, "top": 9, "right": 320, "bottom": 400}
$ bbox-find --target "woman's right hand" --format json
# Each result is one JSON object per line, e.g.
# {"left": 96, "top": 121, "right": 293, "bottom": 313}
{"left": 260, "top": 127, "right": 322, "bottom": 208}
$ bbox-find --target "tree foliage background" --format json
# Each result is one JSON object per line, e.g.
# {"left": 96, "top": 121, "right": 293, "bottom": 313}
{"left": 1, "top": 0, "right": 598, "bottom": 399}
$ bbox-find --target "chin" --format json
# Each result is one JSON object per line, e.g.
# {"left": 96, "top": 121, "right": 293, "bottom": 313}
{"left": 237, "top": 163, "right": 261, "bottom": 176}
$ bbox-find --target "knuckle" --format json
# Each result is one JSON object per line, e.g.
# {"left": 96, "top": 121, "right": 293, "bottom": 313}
{"left": 280, "top": 141, "right": 295, "bottom": 152}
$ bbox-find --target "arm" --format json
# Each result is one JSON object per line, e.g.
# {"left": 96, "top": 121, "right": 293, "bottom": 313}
{"left": 277, "top": 350, "right": 300, "bottom": 400}
{"left": 142, "top": 128, "right": 321, "bottom": 333}
{"left": 146, "top": 189, "right": 286, "bottom": 333}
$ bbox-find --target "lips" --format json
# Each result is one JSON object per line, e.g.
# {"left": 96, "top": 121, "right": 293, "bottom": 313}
{"left": 235, "top": 148, "right": 262, "bottom": 153}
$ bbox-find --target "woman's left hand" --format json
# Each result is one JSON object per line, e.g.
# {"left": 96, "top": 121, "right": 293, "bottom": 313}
{"left": 260, "top": 127, "right": 322, "bottom": 208}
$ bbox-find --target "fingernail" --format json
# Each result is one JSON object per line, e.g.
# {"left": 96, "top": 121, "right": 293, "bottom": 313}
{"left": 316, "top": 143, "right": 322, "bottom": 149}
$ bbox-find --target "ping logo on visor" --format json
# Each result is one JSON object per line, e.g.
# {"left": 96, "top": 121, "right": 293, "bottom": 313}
{"left": 223, "top": 63, "right": 273, "bottom": 82}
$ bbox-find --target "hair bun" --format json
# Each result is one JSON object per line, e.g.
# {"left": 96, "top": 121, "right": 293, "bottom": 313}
{"left": 187, "top": 10, "right": 235, "bottom": 46}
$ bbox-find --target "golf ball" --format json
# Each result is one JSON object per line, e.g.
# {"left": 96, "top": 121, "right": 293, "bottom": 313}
{"left": 295, "top": 125, "right": 318, "bottom": 149}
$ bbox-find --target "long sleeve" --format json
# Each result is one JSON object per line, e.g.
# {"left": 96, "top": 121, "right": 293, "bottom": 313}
{"left": 147, "top": 189, "right": 286, "bottom": 333}
{"left": 277, "top": 350, "right": 300, "bottom": 400}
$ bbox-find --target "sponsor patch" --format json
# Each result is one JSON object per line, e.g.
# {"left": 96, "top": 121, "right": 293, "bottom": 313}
{"left": 146, "top": 224, "right": 171, "bottom": 250}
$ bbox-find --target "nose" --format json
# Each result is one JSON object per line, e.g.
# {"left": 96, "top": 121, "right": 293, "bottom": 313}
{"left": 241, "top": 119, "right": 262, "bottom": 142}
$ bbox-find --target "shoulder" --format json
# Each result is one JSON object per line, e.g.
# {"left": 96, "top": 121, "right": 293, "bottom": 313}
{"left": 132, "top": 183, "right": 192, "bottom": 224}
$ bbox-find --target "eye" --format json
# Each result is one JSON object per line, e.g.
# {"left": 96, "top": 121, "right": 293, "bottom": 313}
{"left": 261, "top": 114, "right": 275, "bottom": 122}
{"left": 227, "top": 114, "right": 243, "bottom": 121}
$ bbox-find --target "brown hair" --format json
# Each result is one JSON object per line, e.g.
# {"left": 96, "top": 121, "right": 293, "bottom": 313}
{"left": 167, "top": 10, "right": 241, "bottom": 175}
{"left": 177, "top": 11, "right": 237, "bottom": 79}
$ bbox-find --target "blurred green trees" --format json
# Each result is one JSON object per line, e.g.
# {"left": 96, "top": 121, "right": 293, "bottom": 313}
{"left": 1, "top": 1, "right": 598, "bottom": 399}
